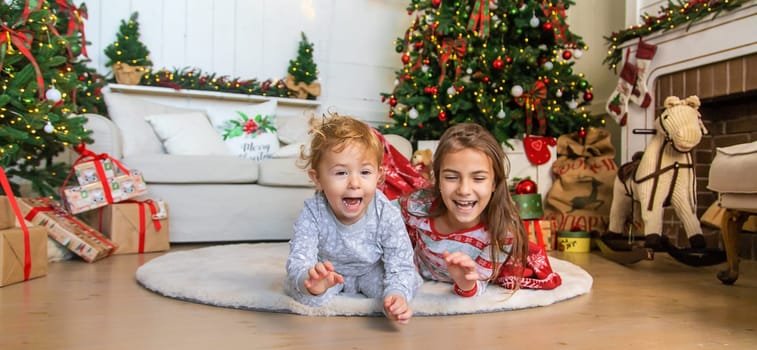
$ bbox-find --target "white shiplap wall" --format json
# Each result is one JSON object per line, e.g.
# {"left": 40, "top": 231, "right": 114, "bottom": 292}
{"left": 83, "top": 0, "right": 412, "bottom": 126}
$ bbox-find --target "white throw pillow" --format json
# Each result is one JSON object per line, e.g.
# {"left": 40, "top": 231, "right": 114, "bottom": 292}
{"left": 275, "top": 114, "right": 311, "bottom": 145}
{"left": 102, "top": 91, "right": 203, "bottom": 156}
{"left": 206, "top": 102, "right": 280, "bottom": 161}
{"left": 145, "top": 112, "right": 231, "bottom": 155}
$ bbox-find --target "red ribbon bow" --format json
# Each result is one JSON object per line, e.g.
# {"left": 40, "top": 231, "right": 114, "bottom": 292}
{"left": 438, "top": 37, "right": 467, "bottom": 85}
{"left": 1, "top": 25, "right": 45, "bottom": 99}
{"left": 515, "top": 81, "right": 548, "bottom": 135}
{"left": 63, "top": 144, "right": 131, "bottom": 205}
{"left": 55, "top": 0, "right": 89, "bottom": 57}
{"left": 541, "top": 1, "right": 570, "bottom": 46}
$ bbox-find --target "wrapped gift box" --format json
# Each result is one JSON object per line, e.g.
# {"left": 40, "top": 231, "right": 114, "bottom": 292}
{"left": 63, "top": 171, "right": 148, "bottom": 214}
{"left": 524, "top": 219, "right": 554, "bottom": 251}
{"left": 18, "top": 198, "right": 116, "bottom": 263}
{"left": 84, "top": 200, "right": 169, "bottom": 254}
{"left": 73, "top": 157, "right": 116, "bottom": 186}
{"left": 1, "top": 196, "right": 48, "bottom": 287}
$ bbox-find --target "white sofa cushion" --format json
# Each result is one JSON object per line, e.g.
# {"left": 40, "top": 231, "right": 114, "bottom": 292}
{"left": 146, "top": 112, "right": 231, "bottom": 156}
{"left": 257, "top": 157, "right": 313, "bottom": 187}
{"left": 275, "top": 114, "right": 310, "bottom": 145}
{"left": 123, "top": 154, "right": 259, "bottom": 184}
{"left": 206, "top": 101, "right": 280, "bottom": 160}
{"left": 103, "top": 91, "right": 202, "bottom": 157}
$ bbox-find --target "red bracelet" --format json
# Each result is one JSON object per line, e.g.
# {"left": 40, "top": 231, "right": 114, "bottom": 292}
{"left": 453, "top": 282, "right": 478, "bottom": 297}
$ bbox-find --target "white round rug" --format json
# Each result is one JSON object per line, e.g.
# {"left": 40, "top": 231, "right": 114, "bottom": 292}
{"left": 136, "top": 243, "right": 593, "bottom": 316}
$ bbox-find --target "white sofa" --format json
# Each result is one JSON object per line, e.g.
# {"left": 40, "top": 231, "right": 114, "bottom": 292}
{"left": 84, "top": 84, "right": 411, "bottom": 243}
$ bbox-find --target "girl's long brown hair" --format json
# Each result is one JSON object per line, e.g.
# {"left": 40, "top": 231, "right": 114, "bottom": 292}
{"left": 428, "top": 123, "right": 528, "bottom": 283}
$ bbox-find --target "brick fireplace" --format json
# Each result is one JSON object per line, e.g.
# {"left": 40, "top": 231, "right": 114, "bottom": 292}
{"left": 617, "top": 4, "right": 757, "bottom": 257}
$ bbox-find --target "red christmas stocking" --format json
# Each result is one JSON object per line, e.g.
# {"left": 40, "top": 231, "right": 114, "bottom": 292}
{"left": 524, "top": 135, "right": 556, "bottom": 166}
{"left": 605, "top": 53, "right": 637, "bottom": 126}
{"left": 629, "top": 38, "right": 658, "bottom": 108}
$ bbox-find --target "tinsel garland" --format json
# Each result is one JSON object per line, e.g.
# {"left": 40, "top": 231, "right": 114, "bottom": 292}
{"left": 603, "top": 0, "right": 752, "bottom": 71}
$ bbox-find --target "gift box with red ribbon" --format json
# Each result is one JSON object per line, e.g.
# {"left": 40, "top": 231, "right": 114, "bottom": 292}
{"left": 1, "top": 196, "right": 48, "bottom": 287}
{"left": 62, "top": 144, "right": 148, "bottom": 214}
{"left": 524, "top": 219, "right": 555, "bottom": 251}
{"left": 82, "top": 200, "right": 169, "bottom": 254}
{"left": 18, "top": 197, "right": 116, "bottom": 263}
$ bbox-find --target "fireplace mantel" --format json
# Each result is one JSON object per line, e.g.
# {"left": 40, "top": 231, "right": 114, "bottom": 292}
{"left": 619, "top": 3, "right": 757, "bottom": 163}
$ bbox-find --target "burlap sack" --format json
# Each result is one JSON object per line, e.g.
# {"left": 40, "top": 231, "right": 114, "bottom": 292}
{"left": 544, "top": 128, "right": 618, "bottom": 233}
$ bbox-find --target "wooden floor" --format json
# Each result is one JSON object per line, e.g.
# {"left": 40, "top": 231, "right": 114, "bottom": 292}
{"left": 2, "top": 244, "right": 756, "bottom": 350}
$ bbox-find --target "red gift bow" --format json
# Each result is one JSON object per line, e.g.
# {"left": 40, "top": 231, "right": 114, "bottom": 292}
{"left": 0, "top": 167, "right": 33, "bottom": 281}
{"left": 438, "top": 37, "right": 467, "bottom": 85}
{"left": 467, "top": 0, "right": 491, "bottom": 38}
{"left": 64, "top": 144, "right": 131, "bottom": 205}
{"left": 515, "top": 81, "right": 548, "bottom": 135}
{"left": 55, "top": 0, "right": 89, "bottom": 57}
{"left": 1, "top": 25, "right": 45, "bottom": 99}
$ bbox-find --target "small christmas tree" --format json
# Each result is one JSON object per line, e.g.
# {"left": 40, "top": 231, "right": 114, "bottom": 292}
{"left": 0, "top": 0, "right": 93, "bottom": 196}
{"left": 285, "top": 32, "right": 320, "bottom": 99}
{"left": 381, "top": 0, "right": 604, "bottom": 145}
{"left": 103, "top": 12, "right": 152, "bottom": 84}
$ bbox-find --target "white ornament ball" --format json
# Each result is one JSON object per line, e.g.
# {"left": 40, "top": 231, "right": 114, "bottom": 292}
{"left": 447, "top": 86, "right": 457, "bottom": 96}
{"left": 511, "top": 85, "right": 524, "bottom": 97}
{"left": 538, "top": 44, "right": 548, "bottom": 51}
{"left": 394, "top": 79, "right": 399, "bottom": 86}
{"left": 529, "top": 16, "right": 540, "bottom": 28}
{"left": 421, "top": 65, "right": 429, "bottom": 73}
{"left": 568, "top": 99, "right": 578, "bottom": 110}
{"left": 543, "top": 61, "right": 553, "bottom": 71}
{"left": 573, "top": 49, "right": 584, "bottom": 59}
{"left": 45, "top": 88, "right": 62, "bottom": 102}
{"left": 466, "top": 68, "right": 473, "bottom": 74}
{"left": 43, "top": 121, "right": 54, "bottom": 133}
{"left": 556, "top": 89, "right": 563, "bottom": 97}
{"left": 497, "top": 109, "right": 506, "bottom": 119}
{"left": 408, "top": 107, "right": 419, "bottom": 120}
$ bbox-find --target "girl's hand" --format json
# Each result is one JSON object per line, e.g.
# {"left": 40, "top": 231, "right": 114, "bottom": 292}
{"left": 442, "top": 251, "right": 480, "bottom": 290}
{"left": 303, "top": 261, "right": 344, "bottom": 295}
{"left": 383, "top": 294, "right": 413, "bottom": 324}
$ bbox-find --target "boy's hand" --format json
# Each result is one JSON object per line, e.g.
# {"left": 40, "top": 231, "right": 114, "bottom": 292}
{"left": 303, "top": 261, "right": 344, "bottom": 295}
{"left": 442, "top": 251, "right": 480, "bottom": 290}
{"left": 383, "top": 294, "right": 412, "bottom": 324}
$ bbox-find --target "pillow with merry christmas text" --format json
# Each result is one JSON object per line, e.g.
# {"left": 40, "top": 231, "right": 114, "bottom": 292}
{"left": 206, "top": 102, "right": 280, "bottom": 161}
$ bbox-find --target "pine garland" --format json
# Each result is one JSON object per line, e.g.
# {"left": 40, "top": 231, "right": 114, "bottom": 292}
{"left": 603, "top": 0, "right": 752, "bottom": 71}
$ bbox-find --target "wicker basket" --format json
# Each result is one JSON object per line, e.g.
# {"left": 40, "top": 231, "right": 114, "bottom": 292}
{"left": 113, "top": 63, "right": 147, "bottom": 85}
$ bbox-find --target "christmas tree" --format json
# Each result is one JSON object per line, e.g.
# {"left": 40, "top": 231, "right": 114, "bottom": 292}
{"left": 285, "top": 32, "right": 320, "bottom": 100}
{"left": 103, "top": 12, "right": 152, "bottom": 68}
{"left": 0, "top": 0, "right": 93, "bottom": 196}
{"left": 381, "top": 0, "right": 604, "bottom": 144}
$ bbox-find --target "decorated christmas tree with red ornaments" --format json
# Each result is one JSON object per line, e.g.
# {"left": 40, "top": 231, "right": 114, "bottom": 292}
{"left": 0, "top": 0, "right": 99, "bottom": 196}
{"left": 381, "top": 0, "right": 604, "bottom": 144}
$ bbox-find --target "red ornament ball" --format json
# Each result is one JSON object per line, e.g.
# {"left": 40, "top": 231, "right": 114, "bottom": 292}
{"left": 578, "top": 128, "right": 587, "bottom": 138}
{"left": 414, "top": 41, "right": 424, "bottom": 49}
{"left": 584, "top": 91, "right": 594, "bottom": 101}
{"left": 73, "top": 143, "right": 86, "bottom": 154}
{"left": 389, "top": 97, "right": 398, "bottom": 107}
{"left": 515, "top": 179, "right": 538, "bottom": 195}
{"left": 505, "top": 56, "right": 513, "bottom": 64}
{"left": 492, "top": 58, "right": 504, "bottom": 70}
{"left": 543, "top": 22, "right": 553, "bottom": 31}
{"left": 401, "top": 54, "right": 410, "bottom": 64}
{"left": 483, "top": 76, "right": 490, "bottom": 83}
{"left": 438, "top": 110, "right": 447, "bottom": 121}
{"left": 432, "top": 0, "right": 442, "bottom": 7}
{"left": 562, "top": 50, "right": 573, "bottom": 60}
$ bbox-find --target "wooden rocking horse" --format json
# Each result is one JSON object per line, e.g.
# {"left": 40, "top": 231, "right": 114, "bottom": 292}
{"left": 599, "top": 96, "right": 724, "bottom": 265}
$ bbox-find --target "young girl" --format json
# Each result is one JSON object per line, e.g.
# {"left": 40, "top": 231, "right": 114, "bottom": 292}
{"left": 284, "top": 114, "right": 422, "bottom": 324}
{"left": 399, "top": 123, "right": 561, "bottom": 297}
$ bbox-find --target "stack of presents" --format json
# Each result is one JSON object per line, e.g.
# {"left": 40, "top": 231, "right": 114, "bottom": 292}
{"left": 1, "top": 147, "right": 170, "bottom": 287}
